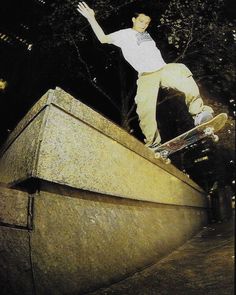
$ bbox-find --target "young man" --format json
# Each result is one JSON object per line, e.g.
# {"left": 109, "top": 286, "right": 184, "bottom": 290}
{"left": 77, "top": 2, "right": 214, "bottom": 148}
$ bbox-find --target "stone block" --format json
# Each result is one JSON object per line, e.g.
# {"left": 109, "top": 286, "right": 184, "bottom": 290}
{"left": 0, "top": 182, "right": 207, "bottom": 295}
{"left": 0, "top": 184, "right": 29, "bottom": 228}
{"left": 0, "top": 87, "right": 206, "bottom": 207}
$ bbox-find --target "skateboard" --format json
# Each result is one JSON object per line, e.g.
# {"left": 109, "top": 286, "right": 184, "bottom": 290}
{"left": 154, "top": 113, "right": 228, "bottom": 164}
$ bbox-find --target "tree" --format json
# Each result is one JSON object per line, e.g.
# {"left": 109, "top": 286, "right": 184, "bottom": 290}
{"left": 158, "top": 0, "right": 236, "bottom": 105}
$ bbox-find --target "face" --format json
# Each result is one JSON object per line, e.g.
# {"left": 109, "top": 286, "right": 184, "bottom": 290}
{"left": 132, "top": 14, "right": 151, "bottom": 33}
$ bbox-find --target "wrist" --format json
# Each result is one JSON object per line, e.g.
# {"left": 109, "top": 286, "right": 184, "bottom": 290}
{"left": 87, "top": 15, "right": 96, "bottom": 22}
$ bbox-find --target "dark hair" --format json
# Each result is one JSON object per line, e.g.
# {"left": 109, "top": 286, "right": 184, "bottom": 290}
{"left": 133, "top": 12, "right": 152, "bottom": 19}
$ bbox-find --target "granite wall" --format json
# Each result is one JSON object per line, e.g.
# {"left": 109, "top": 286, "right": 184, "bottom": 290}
{"left": 0, "top": 88, "right": 208, "bottom": 294}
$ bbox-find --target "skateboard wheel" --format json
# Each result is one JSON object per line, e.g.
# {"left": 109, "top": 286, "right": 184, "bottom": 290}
{"left": 164, "top": 158, "right": 171, "bottom": 164}
{"left": 204, "top": 127, "right": 214, "bottom": 136}
{"left": 155, "top": 152, "right": 161, "bottom": 159}
{"left": 212, "top": 134, "right": 219, "bottom": 142}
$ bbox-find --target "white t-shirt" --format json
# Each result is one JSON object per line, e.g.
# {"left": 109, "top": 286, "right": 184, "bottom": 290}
{"left": 108, "top": 28, "right": 166, "bottom": 74}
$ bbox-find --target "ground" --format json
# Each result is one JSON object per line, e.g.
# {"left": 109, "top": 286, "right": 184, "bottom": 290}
{"left": 88, "top": 215, "right": 235, "bottom": 295}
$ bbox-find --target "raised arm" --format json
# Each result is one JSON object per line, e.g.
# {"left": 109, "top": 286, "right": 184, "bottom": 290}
{"left": 77, "top": 2, "right": 111, "bottom": 44}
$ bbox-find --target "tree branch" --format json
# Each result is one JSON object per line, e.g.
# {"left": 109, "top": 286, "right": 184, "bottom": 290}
{"left": 69, "top": 33, "right": 120, "bottom": 111}
{"left": 174, "top": 23, "right": 194, "bottom": 62}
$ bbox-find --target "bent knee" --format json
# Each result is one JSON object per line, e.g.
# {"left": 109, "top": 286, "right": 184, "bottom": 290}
{"left": 177, "top": 63, "right": 193, "bottom": 77}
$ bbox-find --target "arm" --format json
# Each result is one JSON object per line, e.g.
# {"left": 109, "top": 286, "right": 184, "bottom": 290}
{"left": 77, "top": 2, "right": 111, "bottom": 44}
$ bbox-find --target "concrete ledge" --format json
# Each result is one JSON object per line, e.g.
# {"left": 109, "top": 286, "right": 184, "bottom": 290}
{"left": 0, "top": 87, "right": 206, "bottom": 208}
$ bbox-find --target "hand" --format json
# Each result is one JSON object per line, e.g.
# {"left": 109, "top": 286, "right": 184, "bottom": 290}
{"left": 77, "top": 2, "right": 95, "bottom": 20}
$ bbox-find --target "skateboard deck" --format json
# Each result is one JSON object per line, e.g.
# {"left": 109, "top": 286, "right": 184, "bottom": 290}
{"left": 154, "top": 113, "right": 228, "bottom": 164}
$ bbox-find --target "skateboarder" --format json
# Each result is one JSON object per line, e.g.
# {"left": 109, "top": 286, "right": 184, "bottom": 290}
{"left": 77, "top": 2, "right": 214, "bottom": 149}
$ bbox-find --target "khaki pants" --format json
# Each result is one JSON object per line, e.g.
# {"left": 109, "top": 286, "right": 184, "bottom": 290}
{"left": 135, "top": 63, "right": 213, "bottom": 146}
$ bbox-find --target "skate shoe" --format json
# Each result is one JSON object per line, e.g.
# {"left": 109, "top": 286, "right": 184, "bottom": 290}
{"left": 194, "top": 110, "right": 214, "bottom": 126}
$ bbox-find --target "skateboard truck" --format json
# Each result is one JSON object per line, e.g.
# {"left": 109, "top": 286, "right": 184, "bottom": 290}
{"left": 155, "top": 150, "right": 171, "bottom": 164}
{"left": 203, "top": 127, "right": 219, "bottom": 142}
{"left": 151, "top": 113, "right": 227, "bottom": 165}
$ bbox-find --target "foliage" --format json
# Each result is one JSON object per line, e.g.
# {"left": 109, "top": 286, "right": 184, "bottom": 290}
{"left": 38, "top": 0, "right": 142, "bottom": 47}
{"left": 158, "top": 0, "right": 236, "bottom": 101}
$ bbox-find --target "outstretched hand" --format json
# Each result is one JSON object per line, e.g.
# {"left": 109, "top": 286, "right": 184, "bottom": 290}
{"left": 77, "top": 2, "right": 95, "bottom": 20}
{"left": 76, "top": 1, "right": 110, "bottom": 44}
